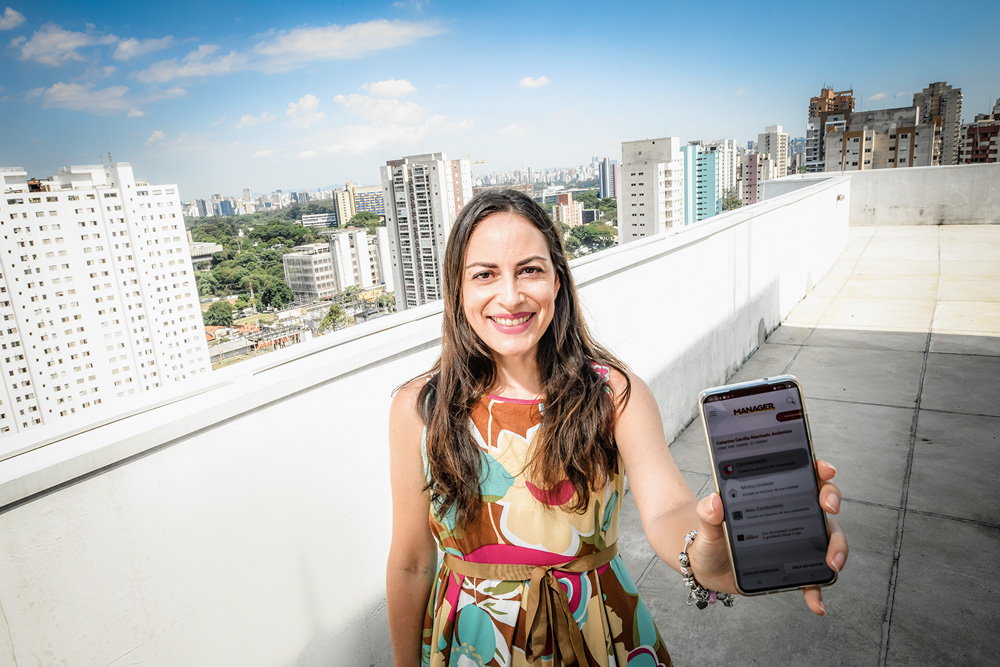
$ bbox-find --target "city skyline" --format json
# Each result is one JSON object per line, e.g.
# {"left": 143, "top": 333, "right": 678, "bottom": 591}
{"left": 2, "top": 0, "right": 998, "bottom": 200}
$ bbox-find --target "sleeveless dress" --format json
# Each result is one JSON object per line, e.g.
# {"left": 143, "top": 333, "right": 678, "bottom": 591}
{"left": 421, "top": 367, "right": 673, "bottom": 666}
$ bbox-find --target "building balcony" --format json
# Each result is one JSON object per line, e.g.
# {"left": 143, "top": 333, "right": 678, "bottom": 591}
{"left": 1, "top": 165, "right": 998, "bottom": 665}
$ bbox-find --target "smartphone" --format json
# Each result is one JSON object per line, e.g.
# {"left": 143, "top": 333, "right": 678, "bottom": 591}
{"left": 698, "top": 375, "right": 836, "bottom": 595}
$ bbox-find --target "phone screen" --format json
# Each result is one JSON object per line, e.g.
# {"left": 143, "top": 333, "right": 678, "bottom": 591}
{"left": 700, "top": 376, "right": 835, "bottom": 594}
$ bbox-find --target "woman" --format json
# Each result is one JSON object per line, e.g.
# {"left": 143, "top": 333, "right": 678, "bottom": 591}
{"left": 387, "top": 189, "right": 847, "bottom": 666}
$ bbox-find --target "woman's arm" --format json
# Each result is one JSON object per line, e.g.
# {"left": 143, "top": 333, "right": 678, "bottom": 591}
{"left": 386, "top": 380, "right": 439, "bottom": 666}
{"left": 612, "top": 371, "right": 847, "bottom": 615}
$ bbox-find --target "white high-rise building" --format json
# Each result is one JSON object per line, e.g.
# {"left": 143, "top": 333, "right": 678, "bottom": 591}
{"left": 617, "top": 137, "right": 684, "bottom": 244}
{"left": 0, "top": 162, "right": 210, "bottom": 435}
{"left": 758, "top": 125, "right": 789, "bottom": 178}
{"left": 328, "top": 229, "right": 374, "bottom": 292}
{"left": 380, "top": 153, "right": 472, "bottom": 310}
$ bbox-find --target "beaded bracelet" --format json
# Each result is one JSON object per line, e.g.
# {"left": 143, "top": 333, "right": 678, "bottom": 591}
{"left": 678, "top": 530, "right": 737, "bottom": 609}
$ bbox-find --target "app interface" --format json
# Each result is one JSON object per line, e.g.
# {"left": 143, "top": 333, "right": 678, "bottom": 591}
{"left": 704, "top": 382, "right": 833, "bottom": 592}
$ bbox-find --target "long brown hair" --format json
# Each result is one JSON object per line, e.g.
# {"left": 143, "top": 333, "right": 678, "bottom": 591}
{"left": 419, "top": 189, "right": 631, "bottom": 531}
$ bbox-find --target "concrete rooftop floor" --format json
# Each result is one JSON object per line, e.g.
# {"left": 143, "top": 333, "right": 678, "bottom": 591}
{"left": 620, "top": 225, "right": 1000, "bottom": 666}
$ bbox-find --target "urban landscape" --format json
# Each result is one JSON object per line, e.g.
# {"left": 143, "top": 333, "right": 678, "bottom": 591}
{"left": 0, "top": 1, "right": 998, "bottom": 665}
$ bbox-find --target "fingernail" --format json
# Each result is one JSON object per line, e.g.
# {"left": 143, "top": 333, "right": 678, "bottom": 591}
{"left": 825, "top": 495, "right": 840, "bottom": 513}
{"left": 832, "top": 552, "right": 846, "bottom": 572}
{"left": 826, "top": 463, "right": 837, "bottom": 475}
{"left": 818, "top": 601, "right": 827, "bottom": 616}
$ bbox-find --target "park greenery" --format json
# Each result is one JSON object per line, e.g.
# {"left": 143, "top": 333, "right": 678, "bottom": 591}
{"left": 186, "top": 201, "right": 386, "bottom": 310}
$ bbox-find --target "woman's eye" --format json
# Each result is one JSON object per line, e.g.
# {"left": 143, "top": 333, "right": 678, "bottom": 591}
{"left": 521, "top": 266, "right": 541, "bottom": 275}
{"left": 472, "top": 271, "right": 492, "bottom": 280}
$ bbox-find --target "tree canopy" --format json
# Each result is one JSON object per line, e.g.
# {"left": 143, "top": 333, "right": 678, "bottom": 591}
{"left": 203, "top": 301, "right": 234, "bottom": 327}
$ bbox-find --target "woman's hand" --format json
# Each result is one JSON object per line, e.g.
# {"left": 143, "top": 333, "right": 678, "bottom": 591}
{"left": 692, "top": 459, "right": 848, "bottom": 615}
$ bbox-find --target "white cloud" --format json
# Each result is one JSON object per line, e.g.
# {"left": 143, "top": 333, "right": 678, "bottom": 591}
{"left": 253, "top": 149, "right": 275, "bottom": 158}
{"left": 135, "top": 44, "right": 247, "bottom": 83}
{"left": 24, "top": 80, "right": 184, "bottom": 115}
{"left": 894, "top": 91, "right": 908, "bottom": 98}
{"left": 286, "top": 94, "right": 325, "bottom": 128}
{"left": 499, "top": 123, "right": 528, "bottom": 137}
{"left": 735, "top": 87, "right": 746, "bottom": 96}
{"left": 868, "top": 92, "right": 887, "bottom": 101}
{"left": 296, "top": 150, "right": 319, "bottom": 159}
{"left": 361, "top": 78, "right": 417, "bottom": 98}
{"left": 333, "top": 93, "right": 427, "bottom": 125}
{"left": 146, "top": 130, "right": 165, "bottom": 145}
{"left": 519, "top": 75, "right": 550, "bottom": 88}
{"left": 114, "top": 36, "right": 174, "bottom": 60}
{"left": 235, "top": 112, "right": 275, "bottom": 128}
{"left": 252, "top": 19, "right": 443, "bottom": 72}
{"left": 12, "top": 23, "right": 117, "bottom": 66}
{"left": 29, "top": 82, "right": 131, "bottom": 113}
{"left": 0, "top": 7, "right": 26, "bottom": 30}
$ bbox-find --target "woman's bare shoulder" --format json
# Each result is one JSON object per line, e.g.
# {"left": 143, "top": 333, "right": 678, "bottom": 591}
{"left": 390, "top": 375, "right": 431, "bottom": 431}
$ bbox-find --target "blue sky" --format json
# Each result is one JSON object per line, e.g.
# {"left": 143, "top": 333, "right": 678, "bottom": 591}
{"left": 2, "top": 0, "right": 998, "bottom": 200}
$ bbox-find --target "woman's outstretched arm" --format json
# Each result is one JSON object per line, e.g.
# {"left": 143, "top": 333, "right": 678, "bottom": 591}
{"left": 387, "top": 380, "right": 439, "bottom": 666}
{"left": 613, "top": 371, "right": 847, "bottom": 615}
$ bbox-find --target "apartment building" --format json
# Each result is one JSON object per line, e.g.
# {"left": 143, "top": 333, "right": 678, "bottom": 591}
{"left": 806, "top": 89, "right": 855, "bottom": 172}
{"left": 617, "top": 137, "right": 684, "bottom": 244}
{"left": 913, "top": 82, "right": 963, "bottom": 165}
{"left": 0, "top": 162, "right": 210, "bottom": 435}
{"left": 554, "top": 192, "right": 583, "bottom": 228}
{"left": 380, "top": 153, "right": 472, "bottom": 310}
{"left": 824, "top": 106, "right": 939, "bottom": 171}
{"left": 350, "top": 183, "right": 386, "bottom": 217}
{"left": 758, "top": 125, "right": 789, "bottom": 178}
{"left": 738, "top": 152, "right": 776, "bottom": 206}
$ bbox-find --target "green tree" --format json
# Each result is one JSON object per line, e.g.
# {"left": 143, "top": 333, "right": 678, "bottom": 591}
{"left": 321, "top": 303, "right": 347, "bottom": 331}
{"left": 575, "top": 190, "right": 600, "bottom": 209}
{"left": 348, "top": 211, "right": 381, "bottom": 228}
{"left": 722, "top": 187, "right": 742, "bottom": 211}
{"left": 570, "top": 223, "right": 617, "bottom": 251}
{"left": 203, "top": 301, "right": 234, "bottom": 327}
{"left": 563, "top": 235, "right": 581, "bottom": 254}
{"left": 260, "top": 280, "right": 293, "bottom": 309}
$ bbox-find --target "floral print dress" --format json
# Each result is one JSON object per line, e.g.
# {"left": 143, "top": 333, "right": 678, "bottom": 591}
{"left": 421, "top": 369, "right": 672, "bottom": 666}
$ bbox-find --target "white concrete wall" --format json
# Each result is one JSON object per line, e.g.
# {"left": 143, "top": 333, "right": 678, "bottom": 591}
{"left": 848, "top": 163, "right": 1000, "bottom": 225}
{"left": 0, "top": 177, "right": 850, "bottom": 667}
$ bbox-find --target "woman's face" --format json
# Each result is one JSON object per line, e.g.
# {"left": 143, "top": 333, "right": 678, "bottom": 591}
{"left": 461, "top": 211, "right": 560, "bottom": 366}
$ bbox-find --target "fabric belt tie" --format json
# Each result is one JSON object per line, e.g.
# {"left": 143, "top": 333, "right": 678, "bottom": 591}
{"left": 443, "top": 543, "right": 618, "bottom": 666}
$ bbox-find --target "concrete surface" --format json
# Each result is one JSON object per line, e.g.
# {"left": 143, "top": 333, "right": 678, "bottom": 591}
{"left": 620, "top": 225, "right": 1000, "bottom": 667}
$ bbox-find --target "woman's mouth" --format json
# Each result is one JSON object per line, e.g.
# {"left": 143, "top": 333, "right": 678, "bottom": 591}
{"left": 488, "top": 312, "right": 535, "bottom": 333}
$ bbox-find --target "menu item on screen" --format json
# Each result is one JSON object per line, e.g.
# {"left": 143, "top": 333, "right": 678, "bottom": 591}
{"left": 699, "top": 375, "right": 836, "bottom": 595}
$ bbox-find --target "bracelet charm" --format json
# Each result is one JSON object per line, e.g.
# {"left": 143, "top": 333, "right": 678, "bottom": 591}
{"left": 678, "top": 529, "right": 737, "bottom": 609}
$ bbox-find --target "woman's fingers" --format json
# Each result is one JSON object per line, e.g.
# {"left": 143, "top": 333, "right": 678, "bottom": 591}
{"left": 827, "top": 516, "right": 848, "bottom": 573}
{"left": 802, "top": 586, "right": 827, "bottom": 616}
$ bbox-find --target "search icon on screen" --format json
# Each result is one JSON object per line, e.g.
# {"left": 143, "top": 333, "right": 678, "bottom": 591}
{"left": 786, "top": 396, "right": 797, "bottom": 405}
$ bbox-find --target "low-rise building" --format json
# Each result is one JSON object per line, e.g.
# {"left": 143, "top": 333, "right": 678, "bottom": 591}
{"left": 282, "top": 243, "right": 337, "bottom": 301}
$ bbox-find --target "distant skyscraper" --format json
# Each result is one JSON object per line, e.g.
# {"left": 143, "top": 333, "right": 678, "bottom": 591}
{"left": 806, "top": 88, "right": 855, "bottom": 173}
{"left": 913, "top": 81, "right": 963, "bottom": 165}
{"left": 758, "top": 126, "right": 789, "bottom": 178}
{"left": 738, "top": 152, "right": 776, "bottom": 206}
{"left": 380, "top": 153, "right": 472, "bottom": 310}
{"left": 0, "top": 162, "right": 210, "bottom": 434}
{"left": 617, "top": 137, "right": 684, "bottom": 244}
{"left": 599, "top": 158, "right": 618, "bottom": 199}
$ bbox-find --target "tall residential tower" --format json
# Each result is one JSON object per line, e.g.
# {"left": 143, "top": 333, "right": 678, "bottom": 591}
{"left": 0, "top": 163, "right": 210, "bottom": 435}
{"left": 380, "top": 153, "right": 472, "bottom": 310}
{"left": 617, "top": 137, "right": 684, "bottom": 244}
